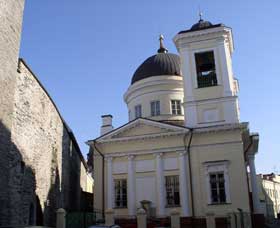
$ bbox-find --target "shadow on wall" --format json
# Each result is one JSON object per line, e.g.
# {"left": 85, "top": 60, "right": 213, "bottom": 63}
{"left": 61, "top": 126, "right": 82, "bottom": 212}
{"left": 0, "top": 119, "right": 86, "bottom": 227}
{"left": 36, "top": 124, "right": 84, "bottom": 227}
{"left": 0, "top": 120, "right": 42, "bottom": 226}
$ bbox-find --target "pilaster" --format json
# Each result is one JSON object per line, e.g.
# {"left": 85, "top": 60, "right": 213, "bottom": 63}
{"left": 179, "top": 152, "right": 191, "bottom": 216}
{"left": 155, "top": 153, "right": 165, "bottom": 217}
{"left": 128, "top": 155, "right": 136, "bottom": 216}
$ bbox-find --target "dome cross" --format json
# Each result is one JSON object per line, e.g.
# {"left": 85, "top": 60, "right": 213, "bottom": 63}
{"left": 157, "top": 34, "right": 168, "bottom": 53}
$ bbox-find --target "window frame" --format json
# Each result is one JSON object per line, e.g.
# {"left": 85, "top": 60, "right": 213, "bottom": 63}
{"left": 203, "top": 161, "right": 231, "bottom": 205}
{"left": 193, "top": 49, "right": 219, "bottom": 89}
{"left": 114, "top": 179, "right": 127, "bottom": 208}
{"left": 150, "top": 100, "right": 160, "bottom": 116}
{"left": 134, "top": 104, "right": 142, "bottom": 119}
{"left": 209, "top": 172, "right": 226, "bottom": 204}
{"left": 171, "top": 100, "right": 182, "bottom": 115}
{"left": 165, "top": 175, "right": 180, "bottom": 207}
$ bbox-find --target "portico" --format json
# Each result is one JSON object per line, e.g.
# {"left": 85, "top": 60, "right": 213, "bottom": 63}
{"left": 105, "top": 147, "right": 191, "bottom": 217}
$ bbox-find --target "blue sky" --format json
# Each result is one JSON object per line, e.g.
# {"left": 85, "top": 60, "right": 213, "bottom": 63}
{"left": 20, "top": 0, "right": 280, "bottom": 174}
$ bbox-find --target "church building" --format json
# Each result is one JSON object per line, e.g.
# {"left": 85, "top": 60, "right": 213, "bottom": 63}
{"left": 87, "top": 17, "right": 261, "bottom": 222}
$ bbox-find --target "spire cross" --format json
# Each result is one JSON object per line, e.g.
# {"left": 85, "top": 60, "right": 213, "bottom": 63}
{"left": 159, "top": 34, "right": 164, "bottom": 49}
{"left": 198, "top": 6, "right": 203, "bottom": 21}
{"left": 157, "top": 34, "right": 168, "bottom": 53}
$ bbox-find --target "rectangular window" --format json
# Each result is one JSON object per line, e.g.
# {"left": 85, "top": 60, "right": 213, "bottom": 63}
{"left": 165, "top": 175, "right": 180, "bottom": 206}
{"left": 195, "top": 51, "right": 217, "bottom": 88}
{"left": 114, "top": 179, "right": 127, "bottom": 208}
{"left": 151, "top": 101, "right": 160, "bottom": 116}
{"left": 209, "top": 173, "right": 226, "bottom": 204}
{"left": 135, "top": 105, "right": 142, "bottom": 118}
{"left": 171, "top": 100, "right": 182, "bottom": 115}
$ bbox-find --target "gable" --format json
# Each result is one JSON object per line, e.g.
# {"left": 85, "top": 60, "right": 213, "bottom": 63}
{"left": 112, "top": 123, "right": 173, "bottom": 138}
{"left": 97, "top": 118, "right": 187, "bottom": 141}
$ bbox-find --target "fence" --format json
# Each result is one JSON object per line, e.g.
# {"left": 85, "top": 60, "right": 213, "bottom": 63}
{"left": 65, "top": 210, "right": 103, "bottom": 228}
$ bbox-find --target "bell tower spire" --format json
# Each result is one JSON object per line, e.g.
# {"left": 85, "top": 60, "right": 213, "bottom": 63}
{"left": 173, "top": 19, "right": 239, "bottom": 127}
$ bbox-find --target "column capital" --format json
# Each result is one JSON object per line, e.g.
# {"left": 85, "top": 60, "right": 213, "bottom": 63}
{"left": 128, "top": 155, "right": 135, "bottom": 161}
{"left": 155, "top": 152, "right": 163, "bottom": 158}
{"left": 105, "top": 156, "right": 113, "bottom": 162}
{"left": 178, "top": 151, "right": 187, "bottom": 157}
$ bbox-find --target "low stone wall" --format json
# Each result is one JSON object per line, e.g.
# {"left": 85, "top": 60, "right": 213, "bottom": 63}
{"left": 215, "top": 217, "right": 228, "bottom": 228}
{"left": 251, "top": 214, "right": 265, "bottom": 228}
{"left": 181, "top": 217, "right": 207, "bottom": 228}
{"left": 115, "top": 218, "right": 137, "bottom": 228}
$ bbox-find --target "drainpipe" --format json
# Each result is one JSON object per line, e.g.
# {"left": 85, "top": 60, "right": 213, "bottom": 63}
{"left": 244, "top": 136, "right": 254, "bottom": 213}
{"left": 183, "top": 128, "right": 194, "bottom": 217}
{"left": 92, "top": 140, "right": 105, "bottom": 218}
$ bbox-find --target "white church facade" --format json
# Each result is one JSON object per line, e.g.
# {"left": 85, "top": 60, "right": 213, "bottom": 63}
{"left": 87, "top": 18, "right": 262, "bottom": 221}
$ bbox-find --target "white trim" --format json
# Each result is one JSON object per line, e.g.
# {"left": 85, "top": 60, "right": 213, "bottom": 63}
{"left": 98, "top": 131, "right": 186, "bottom": 144}
{"left": 98, "top": 118, "right": 188, "bottom": 140}
{"left": 101, "top": 140, "right": 243, "bottom": 158}
{"left": 124, "top": 75, "right": 183, "bottom": 103}
{"left": 173, "top": 26, "right": 233, "bottom": 53}
{"left": 203, "top": 160, "right": 231, "bottom": 204}
{"left": 185, "top": 95, "right": 238, "bottom": 106}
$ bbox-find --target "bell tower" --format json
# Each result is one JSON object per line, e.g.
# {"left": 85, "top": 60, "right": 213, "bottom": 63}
{"left": 173, "top": 17, "right": 240, "bottom": 128}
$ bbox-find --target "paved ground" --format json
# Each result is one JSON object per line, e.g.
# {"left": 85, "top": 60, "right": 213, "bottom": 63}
{"left": 265, "top": 219, "right": 280, "bottom": 228}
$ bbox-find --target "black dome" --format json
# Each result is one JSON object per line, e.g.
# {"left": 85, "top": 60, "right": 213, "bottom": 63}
{"left": 191, "top": 19, "right": 213, "bottom": 31}
{"left": 131, "top": 53, "right": 182, "bottom": 85}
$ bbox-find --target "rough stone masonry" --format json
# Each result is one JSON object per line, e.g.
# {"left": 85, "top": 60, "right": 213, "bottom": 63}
{"left": 0, "top": 0, "right": 90, "bottom": 226}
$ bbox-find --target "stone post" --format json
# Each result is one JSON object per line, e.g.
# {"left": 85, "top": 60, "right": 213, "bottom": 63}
{"left": 105, "top": 208, "right": 114, "bottom": 226}
{"left": 56, "top": 208, "right": 66, "bottom": 228}
{"left": 206, "top": 212, "right": 215, "bottom": 228}
{"left": 170, "top": 209, "right": 180, "bottom": 228}
{"left": 227, "top": 212, "right": 237, "bottom": 228}
{"left": 137, "top": 208, "right": 147, "bottom": 228}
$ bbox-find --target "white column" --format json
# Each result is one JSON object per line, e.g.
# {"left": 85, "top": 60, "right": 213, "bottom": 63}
{"left": 179, "top": 152, "right": 190, "bottom": 217}
{"left": 128, "top": 155, "right": 136, "bottom": 216}
{"left": 107, "top": 157, "right": 114, "bottom": 209}
{"left": 248, "top": 154, "right": 261, "bottom": 213}
{"left": 156, "top": 153, "right": 165, "bottom": 217}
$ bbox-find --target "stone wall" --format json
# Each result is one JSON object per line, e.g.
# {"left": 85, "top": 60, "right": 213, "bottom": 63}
{"left": 4, "top": 59, "right": 90, "bottom": 227}
{"left": 0, "top": 0, "right": 25, "bottom": 225}
{"left": 0, "top": 0, "right": 92, "bottom": 226}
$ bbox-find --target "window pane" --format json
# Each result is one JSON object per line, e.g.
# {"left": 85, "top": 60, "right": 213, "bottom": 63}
{"left": 165, "top": 175, "right": 180, "bottom": 206}
{"left": 209, "top": 172, "right": 227, "bottom": 204}
{"left": 135, "top": 105, "right": 142, "bottom": 118}
{"left": 151, "top": 101, "right": 160, "bottom": 116}
{"left": 171, "top": 100, "right": 182, "bottom": 115}
{"left": 114, "top": 179, "right": 127, "bottom": 208}
{"left": 219, "top": 188, "right": 226, "bottom": 203}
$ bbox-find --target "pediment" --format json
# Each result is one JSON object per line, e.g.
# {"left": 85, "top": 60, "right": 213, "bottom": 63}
{"left": 97, "top": 118, "right": 187, "bottom": 142}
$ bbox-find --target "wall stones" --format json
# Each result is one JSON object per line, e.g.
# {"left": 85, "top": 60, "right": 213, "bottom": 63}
{"left": 0, "top": 1, "right": 91, "bottom": 226}
{"left": 0, "top": 0, "right": 25, "bottom": 225}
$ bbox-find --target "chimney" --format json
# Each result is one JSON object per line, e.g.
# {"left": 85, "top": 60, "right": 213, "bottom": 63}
{"left": 100, "top": 115, "right": 113, "bottom": 136}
